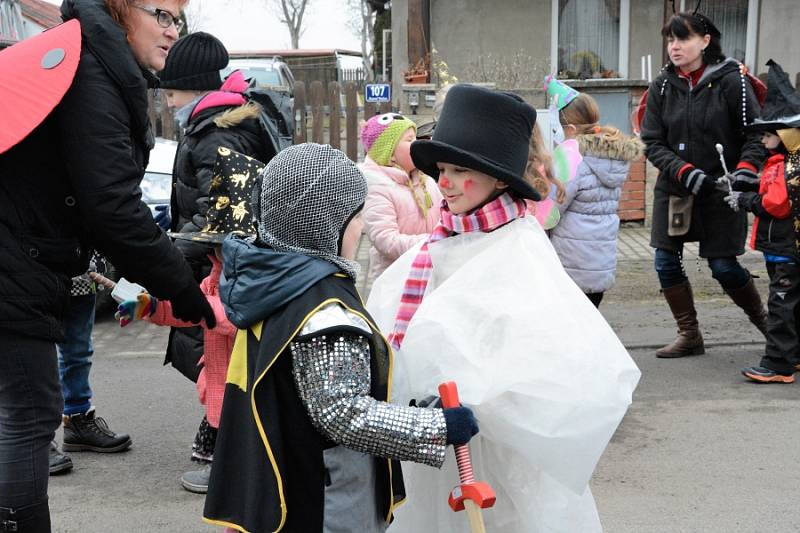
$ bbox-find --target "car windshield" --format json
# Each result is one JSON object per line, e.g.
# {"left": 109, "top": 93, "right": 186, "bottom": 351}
{"left": 226, "top": 67, "right": 283, "bottom": 87}
{"left": 141, "top": 171, "right": 172, "bottom": 206}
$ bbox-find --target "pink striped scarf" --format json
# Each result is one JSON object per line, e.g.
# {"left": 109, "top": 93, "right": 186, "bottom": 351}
{"left": 387, "top": 192, "right": 528, "bottom": 349}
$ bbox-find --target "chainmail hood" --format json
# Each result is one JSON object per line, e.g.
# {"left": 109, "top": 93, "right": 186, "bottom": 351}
{"left": 255, "top": 143, "right": 367, "bottom": 278}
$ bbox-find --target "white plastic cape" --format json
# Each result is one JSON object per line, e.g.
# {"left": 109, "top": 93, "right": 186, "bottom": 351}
{"left": 366, "top": 216, "right": 640, "bottom": 533}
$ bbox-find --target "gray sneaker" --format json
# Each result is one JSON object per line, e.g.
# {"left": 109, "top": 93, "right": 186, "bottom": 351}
{"left": 49, "top": 441, "right": 73, "bottom": 475}
{"left": 180, "top": 463, "right": 211, "bottom": 494}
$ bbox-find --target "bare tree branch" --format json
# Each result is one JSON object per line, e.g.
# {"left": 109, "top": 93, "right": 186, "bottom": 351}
{"left": 270, "top": 0, "right": 312, "bottom": 49}
{"left": 346, "top": 0, "right": 375, "bottom": 80}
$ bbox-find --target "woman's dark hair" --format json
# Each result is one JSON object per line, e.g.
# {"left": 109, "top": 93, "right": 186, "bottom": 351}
{"left": 661, "top": 13, "right": 725, "bottom": 65}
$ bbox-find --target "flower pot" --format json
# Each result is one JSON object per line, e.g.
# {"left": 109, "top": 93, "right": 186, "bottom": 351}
{"left": 404, "top": 73, "right": 428, "bottom": 84}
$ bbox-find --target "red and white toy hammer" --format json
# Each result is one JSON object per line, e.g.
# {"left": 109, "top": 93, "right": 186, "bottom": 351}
{"left": 438, "top": 381, "right": 496, "bottom": 533}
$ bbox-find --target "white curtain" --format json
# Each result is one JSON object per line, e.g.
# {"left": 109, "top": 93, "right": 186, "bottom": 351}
{"left": 0, "top": 0, "right": 25, "bottom": 42}
{"left": 558, "top": 0, "right": 621, "bottom": 79}
{"left": 700, "top": 0, "right": 748, "bottom": 63}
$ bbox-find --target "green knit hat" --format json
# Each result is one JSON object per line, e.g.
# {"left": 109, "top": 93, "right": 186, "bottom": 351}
{"left": 360, "top": 113, "right": 417, "bottom": 166}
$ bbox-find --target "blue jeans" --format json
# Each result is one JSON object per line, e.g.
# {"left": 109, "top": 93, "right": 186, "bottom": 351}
{"left": 56, "top": 294, "right": 95, "bottom": 416}
{"left": 0, "top": 331, "right": 63, "bottom": 513}
{"left": 654, "top": 248, "right": 750, "bottom": 290}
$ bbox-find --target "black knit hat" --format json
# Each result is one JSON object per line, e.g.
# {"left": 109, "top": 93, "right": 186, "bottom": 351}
{"left": 158, "top": 32, "right": 228, "bottom": 90}
{"left": 410, "top": 84, "right": 540, "bottom": 201}
{"left": 745, "top": 59, "right": 800, "bottom": 132}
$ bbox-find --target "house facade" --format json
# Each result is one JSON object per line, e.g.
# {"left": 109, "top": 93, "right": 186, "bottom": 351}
{"left": 391, "top": 0, "right": 799, "bottom": 222}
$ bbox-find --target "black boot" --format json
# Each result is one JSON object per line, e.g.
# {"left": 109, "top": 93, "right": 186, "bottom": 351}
{"left": 62, "top": 407, "right": 132, "bottom": 453}
{"left": 0, "top": 500, "right": 51, "bottom": 532}
{"left": 725, "top": 276, "right": 768, "bottom": 337}
{"left": 48, "top": 441, "right": 72, "bottom": 475}
{"left": 656, "top": 281, "right": 705, "bottom": 358}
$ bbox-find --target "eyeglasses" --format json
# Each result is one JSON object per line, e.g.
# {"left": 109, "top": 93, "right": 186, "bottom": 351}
{"left": 133, "top": 5, "right": 184, "bottom": 32}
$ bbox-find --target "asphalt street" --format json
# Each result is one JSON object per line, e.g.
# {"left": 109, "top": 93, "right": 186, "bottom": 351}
{"left": 47, "top": 231, "right": 800, "bottom": 532}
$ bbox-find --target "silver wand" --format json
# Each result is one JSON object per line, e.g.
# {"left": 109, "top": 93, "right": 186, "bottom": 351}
{"left": 715, "top": 143, "right": 733, "bottom": 189}
{"left": 716, "top": 143, "right": 738, "bottom": 211}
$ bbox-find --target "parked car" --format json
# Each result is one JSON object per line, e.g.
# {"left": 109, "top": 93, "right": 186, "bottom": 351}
{"left": 221, "top": 57, "right": 295, "bottom": 96}
{"left": 95, "top": 138, "right": 177, "bottom": 314}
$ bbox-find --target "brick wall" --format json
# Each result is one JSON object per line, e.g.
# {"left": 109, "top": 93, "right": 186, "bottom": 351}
{"left": 618, "top": 85, "right": 647, "bottom": 223}
{"left": 619, "top": 156, "right": 646, "bottom": 222}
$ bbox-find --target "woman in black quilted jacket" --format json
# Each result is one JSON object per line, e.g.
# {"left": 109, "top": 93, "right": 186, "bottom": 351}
{"left": 0, "top": 1, "right": 216, "bottom": 529}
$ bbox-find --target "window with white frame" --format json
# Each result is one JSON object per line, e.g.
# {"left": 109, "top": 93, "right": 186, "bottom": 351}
{"left": 698, "top": 0, "right": 747, "bottom": 62}
{"left": 553, "top": 0, "right": 630, "bottom": 79}
{"left": 678, "top": 0, "right": 759, "bottom": 69}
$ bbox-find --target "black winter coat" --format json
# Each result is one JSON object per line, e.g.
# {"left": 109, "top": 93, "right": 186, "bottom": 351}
{"left": 742, "top": 153, "right": 797, "bottom": 260}
{"left": 0, "top": 0, "right": 194, "bottom": 341}
{"left": 170, "top": 103, "right": 273, "bottom": 276}
{"left": 642, "top": 58, "right": 767, "bottom": 257}
{"left": 164, "top": 103, "right": 274, "bottom": 381}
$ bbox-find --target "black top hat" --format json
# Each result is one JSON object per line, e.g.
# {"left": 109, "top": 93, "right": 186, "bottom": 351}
{"left": 745, "top": 59, "right": 800, "bottom": 132}
{"left": 410, "top": 84, "right": 540, "bottom": 201}
{"left": 170, "top": 146, "right": 264, "bottom": 244}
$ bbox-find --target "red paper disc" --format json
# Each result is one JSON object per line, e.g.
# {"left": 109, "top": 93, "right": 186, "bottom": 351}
{"left": 0, "top": 19, "right": 81, "bottom": 154}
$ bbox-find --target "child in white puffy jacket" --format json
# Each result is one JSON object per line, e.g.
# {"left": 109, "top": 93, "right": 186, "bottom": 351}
{"left": 549, "top": 89, "right": 644, "bottom": 307}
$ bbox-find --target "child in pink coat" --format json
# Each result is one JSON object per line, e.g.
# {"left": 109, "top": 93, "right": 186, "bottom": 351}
{"left": 115, "top": 146, "right": 262, "bottom": 495}
{"left": 146, "top": 252, "right": 235, "bottom": 430}
{"left": 360, "top": 113, "right": 443, "bottom": 281}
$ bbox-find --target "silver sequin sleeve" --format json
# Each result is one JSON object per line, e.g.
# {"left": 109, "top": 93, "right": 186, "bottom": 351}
{"left": 290, "top": 332, "right": 448, "bottom": 468}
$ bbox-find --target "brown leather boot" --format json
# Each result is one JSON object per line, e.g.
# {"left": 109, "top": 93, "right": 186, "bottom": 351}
{"left": 656, "top": 281, "right": 705, "bottom": 358}
{"left": 724, "top": 276, "right": 768, "bottom": 337}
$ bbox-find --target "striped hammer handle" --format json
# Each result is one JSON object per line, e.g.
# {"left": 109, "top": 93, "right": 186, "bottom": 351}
{"left": 438, "top": 381, "right": 475, "bottom": 484}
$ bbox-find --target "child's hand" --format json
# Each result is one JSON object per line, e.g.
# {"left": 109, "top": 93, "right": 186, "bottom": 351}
{"left": 115, "top": 292, "right": 158, "bottom": 327}
{"left": 723, "top": 191, "right": 741, "bottom": 212}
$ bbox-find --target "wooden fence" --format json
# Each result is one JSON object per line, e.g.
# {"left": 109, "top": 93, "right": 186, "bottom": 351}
{"left": 148, "top": 80, "right": 392, "bottom": 162}
{"left": 293, "top": 80, "right": 391, "bottom": 161}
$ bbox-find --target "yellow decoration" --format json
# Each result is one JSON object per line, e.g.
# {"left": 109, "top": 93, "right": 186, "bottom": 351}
{"left": 231, "top": 200, "right": 249, "bottom": 222}
{"left": 777, "top": 128, "right": 800, "bottom": 152}
{"left": 215, "top": 196, "right": 230, "bottom": 210}
{"left": 226, "top": 329, "right": 250, "bottom": 392}
{"left": 230, "top": 171, "right": 250, "bottom": 188}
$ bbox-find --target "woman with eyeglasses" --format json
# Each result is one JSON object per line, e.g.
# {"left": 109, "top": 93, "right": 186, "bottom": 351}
{"left": 0, "top": 1, "right": 216, "bottom": 530}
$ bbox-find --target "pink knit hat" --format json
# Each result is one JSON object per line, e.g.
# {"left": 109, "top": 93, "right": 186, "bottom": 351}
{"left": 360, "top": 113, "right": 417, "bottom": 166}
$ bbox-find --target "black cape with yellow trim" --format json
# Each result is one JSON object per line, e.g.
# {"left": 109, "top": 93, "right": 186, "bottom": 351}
{"left": 203, "top": 273, "right": 405, "bottom": 533}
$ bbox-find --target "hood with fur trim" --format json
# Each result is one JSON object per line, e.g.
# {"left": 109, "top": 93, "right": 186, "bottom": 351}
{"left": 576, "top": 133, "right": 644, "bottom": 162}
{"left": 576, "top": 133, "right": 644, "bottom": 189}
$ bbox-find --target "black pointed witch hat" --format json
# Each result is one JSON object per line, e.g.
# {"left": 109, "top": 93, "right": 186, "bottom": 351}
{"left": 169, "top": 146, "right": 265, "bottom": 243}
{"left": 746, "top": 59, "right": 800, "bottom": 132}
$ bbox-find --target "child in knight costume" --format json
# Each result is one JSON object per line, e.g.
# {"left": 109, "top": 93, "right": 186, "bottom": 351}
{"left": 724, "top": 60, "right": 800, "bottom": 384}
{"left": 202, "top": 143, "right": 479, "bottom": 533}
{"left": 367, "top": 84, "right": 640, "bottom": 532}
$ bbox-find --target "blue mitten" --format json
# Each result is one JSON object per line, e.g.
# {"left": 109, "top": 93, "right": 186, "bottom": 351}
{"left": 443, "top": 406, "right": 479, "bottom": 445}
{"left": 154, "top": 204, "right": 171, "bottom": 231}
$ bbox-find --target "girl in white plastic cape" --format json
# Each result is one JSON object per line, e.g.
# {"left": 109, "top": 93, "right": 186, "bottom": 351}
{"left": 367, "top": 84, "right": 641, "bottom": 533}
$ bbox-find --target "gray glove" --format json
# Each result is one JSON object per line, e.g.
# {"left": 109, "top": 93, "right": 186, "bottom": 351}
{"left": 723, "top": 191, "right": 741, "bottom": 212}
